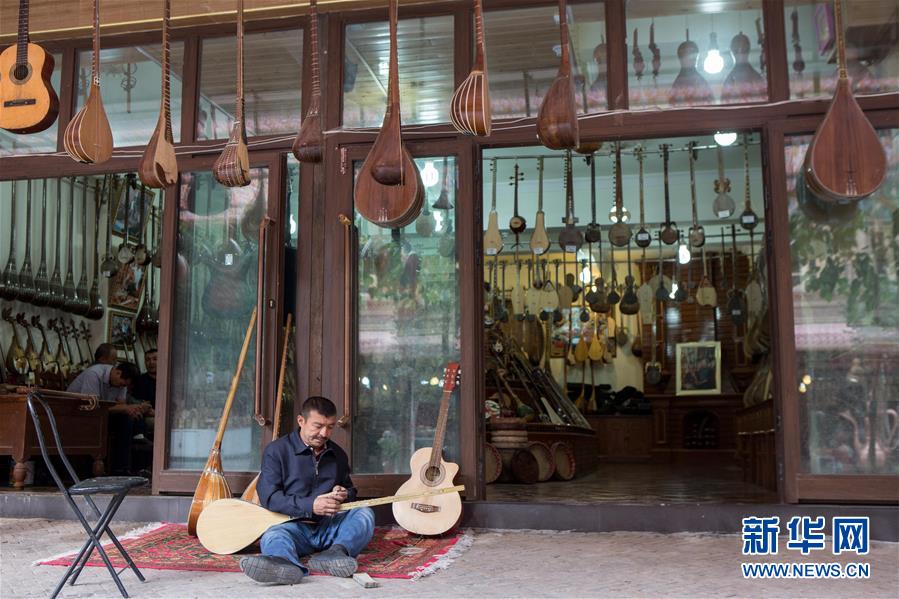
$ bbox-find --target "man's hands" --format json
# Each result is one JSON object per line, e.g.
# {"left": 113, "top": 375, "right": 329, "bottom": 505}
{"left": 312, "top": 486, "right": 348, "bottom": 516}
{"left": 111, "top": 402, "right": 144, "bottom": 420}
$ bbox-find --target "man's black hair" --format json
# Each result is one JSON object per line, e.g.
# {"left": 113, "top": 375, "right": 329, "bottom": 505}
{"left": 94, "top": 343, "right": 117, "bottom": 363}
{"left": 301, "top": 396, "right": 337, "bottom": 418}
{"left": 115, "top": 362, "right": 140, "bottom": 383}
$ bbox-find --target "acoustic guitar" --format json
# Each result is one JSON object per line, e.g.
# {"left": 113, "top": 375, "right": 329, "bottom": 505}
{"left": 292, "top": 0, "right": 323, "bottom": 163}
{"left": 63, "top": 0, "right": 112, "bottom": 164}
{"left": 0, "top": 0, "right": 58, "bottom": 133}
{"left": 212, "top": 0, "right": 251, "bottom": 188}
{"left": 450, "top": 0, "right": 491, "bottom": 136}
{"left": 392, "top": 362, "right": 462, "bottom": 536}
{"left": 138, "top": 0, "right": 178, "bottom": 188}
{"left": 198, "top": 485, "right": 465, "bottom": 555}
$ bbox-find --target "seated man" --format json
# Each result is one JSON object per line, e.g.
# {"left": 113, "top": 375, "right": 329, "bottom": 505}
{"left": 241, "top": 396, "right": 374, "bottom": 585}
{"left": 131, "top": 349, "right": 157, "bottom": 425}
{"left": 68, "top": 361, "right": 141, "bottom": 475}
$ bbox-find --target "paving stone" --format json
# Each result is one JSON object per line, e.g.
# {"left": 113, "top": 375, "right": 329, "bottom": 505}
{"left": 1, "top": 518, "right": 897, "bottom": 598}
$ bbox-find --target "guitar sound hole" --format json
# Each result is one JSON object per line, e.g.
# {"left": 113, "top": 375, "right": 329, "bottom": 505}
{"left": 424, "top": 466, "right": 441, "bottom": 483}
{"left": 12, "top": 63, "right": 31, "bottom": 83}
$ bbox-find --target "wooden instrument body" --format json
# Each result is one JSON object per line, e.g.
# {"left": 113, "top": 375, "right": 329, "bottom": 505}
{"left": 804, "top": 78, "right": 886, "bottom": 202}
{"left": 450, "top": 0, "right": 491, "bottom": 136}
{"left": 139, "top": 114, "right": 178, "bottom": 188}
{"left": 292, "top": 0, "right": 323, "bottom": 163}
{"left": 530, "top": 212, "right": 549, "bottom": 255}
{"left": 64, "top": 83, "right": 113, "bottom": 164}
{"left": 355, "top": 145, "right": 423, "bottom": 228}
{"left": 213, "top": 121, "right": 251, "bottom": 187}
{"left": 0, "top": 42, "right": 58, "bottom": 133}
{"left": 536, "top": 0, "right": 579, "bottom": 150}
{"left": 392, "top": 447, "right": 462, "bottom": 536}
{"left": 187, "top": 447, "right": 232, "bottom": 536}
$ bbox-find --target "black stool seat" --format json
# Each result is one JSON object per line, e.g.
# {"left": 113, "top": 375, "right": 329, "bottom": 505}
{"left": 70, "top": 476, "right": 149, "bottom": 496}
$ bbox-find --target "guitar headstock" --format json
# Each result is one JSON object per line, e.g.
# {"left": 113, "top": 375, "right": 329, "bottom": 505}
{"left": 442, "top": 362, "right": 461, "bottom": 391}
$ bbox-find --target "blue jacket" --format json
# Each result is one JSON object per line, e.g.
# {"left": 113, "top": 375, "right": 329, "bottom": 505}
{"left": 257, "top": 430, "right": 357, "bottom": 520}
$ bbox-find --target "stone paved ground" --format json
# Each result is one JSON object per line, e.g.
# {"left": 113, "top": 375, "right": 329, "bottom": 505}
{"left": 2, "top": 518, "right": 897, "bottom": 598}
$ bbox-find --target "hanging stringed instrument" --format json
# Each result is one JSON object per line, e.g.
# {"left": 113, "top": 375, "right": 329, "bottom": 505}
{"left": 712, "top": 144, "right": 735, "bottom": 218}
{"left": 32, "top": 179, "right": 52, "bottom": 307}
{"left": 659, "top": 144, "right": 678, "bottom": 245}
{"left": 558, "top": 150, "right": 583, "bottom": 253}
{"left": 508, "top": 162, "right": 526, "bottom": 236}
{"left": 739, "top": 134, "right": 759, "bottom": 230}
{"left": 529, "top": 157, "right": 550, "bottom": 255}
{"left": 354, "top": 0, "right": 423, "bottom": 228}
{"left": 63, "top": 0, "right": 112, "bottom": 164}
{"left": 0, "top": 0, "right": 59, "bottom": 133}
{"left": 804, "top": 0, "right": 886, "bottom": 203}
{"left": 0, "top": 182, "right": 19, "bottom": 302}
{"left": 608, "top": 142, "right": 631, "bottom": 247}
{"left": 74, "top": 180, "right": 92, "bottom": 316}
{"left": 633, "top": 147, "right": 651, "bottom": 248}
{"left": 16, "top": 180, "right": 35, "bottom": 304}
{"left": 188, "top": 307, "right": 258, "bottom": 536}
{"left": 393, "top": 362, "right": 462, "bottom": 536}
{"left": 292, "top": 0, "right": 323, "bottom": 162}
{"left": 85, "top": 180, "right": 104, "bottom": 320}
{"left": 450, "top": 0, "right": 491, "bottom": 136}
{"left": 687, "top": 141, "right": 705, "bottom": 247}
{"left": 213, "top": 0, "right": 252, "bottom": 188}
{"left": 139, "top": 0, "right": 178, "bottom": 188}
{"left": 483, "top": 158, "right": 503, "bottom": 256}
{"left": 536, "top": 0, "right": 579, "bottom": 150}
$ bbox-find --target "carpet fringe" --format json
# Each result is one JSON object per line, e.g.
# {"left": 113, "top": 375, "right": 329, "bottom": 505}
{"left": 410, "top": 529, "right": 474, "bottom": 581}
{"left": 33, "top": 521, "right": 165, "bottom": 567}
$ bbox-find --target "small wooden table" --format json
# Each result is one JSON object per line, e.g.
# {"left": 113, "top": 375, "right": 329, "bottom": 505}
{"left": 0, "top": 391, "right": 113, "bottom": 489}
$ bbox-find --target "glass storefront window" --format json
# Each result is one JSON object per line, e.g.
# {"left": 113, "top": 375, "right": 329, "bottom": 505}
{"left": 75, "top": 44, "right": 185, "bottom": 148}
{"left": 483, "top": 2, "right": 607, "bottom": 118}
{"left": 168, "top": 169, "right": 268, "bottom": 470}
{"left": 199, "top": 30, "right": 303, "bottom": 140}
{"left": 786, "top": 128, "right": 899, "bottom": 475}
{"left": 343, "top": 16, "right": 454, "bottom": 128}
{"left": 785, "top": 1, "right": 899, "bottom": 99}
{"left": 0, "top": 53, "right": 62, "bottom": 156}
{"left": 352, "top": 156, "right": 461, "bottom": 474}
{"left": 627, "top": 1, "right": 767, "bottom": 108}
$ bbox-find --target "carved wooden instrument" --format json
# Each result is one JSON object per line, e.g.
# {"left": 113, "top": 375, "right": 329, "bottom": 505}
{"left": 101, "top": 177, "right": 123, "bottom": 278}
{"left": 558, "top": 150, "right": 583, "bottom": 252}
{"left": 696, "top": 245, "right": 717, "bottom": 307}
{"left": 17, "top": 313, "right": 41, "bottom": 382}
{"left": 634, "top": 147, "right": 652, "bottom": 248}
{"left": 139, "top": 0, "right": 178, "bottom": 188}
{"left": 619, "top": 241, "right": 639, "bottom": 315}
{"left": 355, "top": 0, "right": 423, "bottom": 228}
{"left": 199, "top": 485, "right": 465, "bottom": 555}
{"left": 393, "top": 362, "right": 462, "bottom": 535}
{"left": 790, "top": 9, "right": 805, "bottom": 76}
{"left": 727, "top": 225, "right": 746, "bottom": 326}
{"left": 530, "top": 157, "right": 550, "bottom": 255}
{"left": 450, "top": 0, "right": 491, "bottom": 136}
{"left": 32, "top": 179, "right": 52, "bottom": 307}
{"left": 63, "top": 0, "right": 112, "bottom": 164}
{"left": 508, "top": 162, "right": 526, "bottom": 236}
{"left": 583, "top": 153, "right": 601, "bottom": 244}
{"left": 32, "top": 316, "right": 60, "bottom": 388}
{"left": 755, "top": 17, "right": 766, "bottom": 73}
{"left": 85, "top": 180, "right": 104, "bottom": 319}
{"left": 739, "top": 134, "right": 759, "bottom": 230}
{"left": 632, "top": 27, "right": 645, "bottom": 80}
{"left": 292, "top": 0, "right": 323, "bottom": 162}
{"left": 117, "top": 179, "right": 136, "bottom": 265}
{"left": 712, "top": 144, "right": 735, "bottom": 218}
{"left": 687, "top": 142, "right": 705, "bottom": 247}
{"left": 659, "top": 144, "right": 678, "bottom": 245}
{"left": 0, "top": 0, "right": 59, "bottom": 133}
{"left": 213, "top": 0, "right": 251, "bottom": 187}
{"left": 16, "top": 180, "right": 35, "bottom": 304}
{"left": 649, "top": 19, "right": 661, "bottom": 81}
{"left": 608, "top": 142, "right": 631, "bottom": 247}
{"left": 133, "top": 186, "right": 150, "bottom": 266}
{"left": 187, "top": 307, "right": 258, "bottom": 536}
{"left": 242, "top": 313, "right": 294, "bottom": 504}
{"left": 536, "top": 0, "right": 579, "bottom": 150}
{"left": 804, "top": 0, "right": 886, "bottom": 203}
{"left": 74, "top": 180, "right": 91, "bottom": 315}
{"left": 644, "top": 319, "right": 661, "bottom": 385}
{"left": 483, "top": 158, "right": 503, "bottom": 256}
{"left": 3, "top": 308, "right": 29, "bottom": 378}
{"left": 0, "top": 183, "right": 19, "bottom": 302}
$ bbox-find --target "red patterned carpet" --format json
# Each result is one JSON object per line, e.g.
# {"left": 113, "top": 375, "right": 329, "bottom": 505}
{"left": 40, "top": 523, "right": 469, "bottom": 579}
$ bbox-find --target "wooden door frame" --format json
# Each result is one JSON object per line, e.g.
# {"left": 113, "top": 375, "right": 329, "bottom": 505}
{"left": 765, "top": 109, "right": 899, "bottom": 504}
{"left": 319, "top": 136, "right": 483, "bottom": 500}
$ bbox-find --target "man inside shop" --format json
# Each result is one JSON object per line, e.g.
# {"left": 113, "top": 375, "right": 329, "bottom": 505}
{"left": 240, "top": 396, "right": 374, "bottom": 585}
{"left": 93, "top": 343, "right": 118, "bottom": 366}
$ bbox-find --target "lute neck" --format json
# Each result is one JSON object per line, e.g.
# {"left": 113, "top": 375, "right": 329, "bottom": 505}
{"left": 236, "top": 0, "right": 246, "bottom": 127}
{"left": 473, "top": 0, "right": 485, "bottom": 71}
{"left": 309, "top": 0, "right": 320, "bottom": 97}
{"left": 92, "top": 0, "right": 100, "bottom": 84}
{"left": 162, "top": 0, "right": 172, "bottom": 136}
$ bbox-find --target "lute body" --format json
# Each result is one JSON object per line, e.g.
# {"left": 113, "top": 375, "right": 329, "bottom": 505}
{"left": 536, "top": 0, "right": 579, "bottom": 150}
{"left": 450, "top": 0, "right": 491, "bottom": 136}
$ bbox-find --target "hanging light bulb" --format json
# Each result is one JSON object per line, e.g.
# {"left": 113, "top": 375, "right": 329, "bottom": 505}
{"left": 421, "top": 161, "right": 440, "bottom": 187}
{"left": 433, "top": 210, "right": 444, "bottom": 233}
{"left": 714, "top": 131, "right": 738, "bottom": 146}
{"left": 678, "top": 242, "right": 692, "bottom": 264}
{"left": 669, "top": 281, "right": 679, "bottom": 300}
{"left": 608, "top": 203, "right": 631, "bottom": 223}
{"left": 580, "top": 264, "right": 592, "bottom": 284}
{"left": 703, "top": 31, "right": 724, "bottom": 74}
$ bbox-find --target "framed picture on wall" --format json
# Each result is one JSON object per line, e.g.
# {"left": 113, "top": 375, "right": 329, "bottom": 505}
{"left": 675, "top": 341, "right": 721, "bottom": 396}
{"left": 108, "top": 262, "right": 145, "bottom": 311}
{"left": 107, "top": 310, "right": 135, "bottom": 348}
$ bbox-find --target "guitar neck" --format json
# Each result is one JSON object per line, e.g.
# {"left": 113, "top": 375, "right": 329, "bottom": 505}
{"left": 339, "top": 485, "right": 465, "bottom": 511}
{"left": 16, "top": 0, "right": 29, "bottom": 65}
{"left": 428, "top": 386, "right": 453, "bottom": 468}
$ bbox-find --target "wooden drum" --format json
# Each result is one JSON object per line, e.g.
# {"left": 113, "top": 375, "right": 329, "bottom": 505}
{"left": 527, "top": 441, "right": 555, "bottom": 482}
{"left": 550, "top": 441, "right": 576, "bottom": 480}
{"left": 498, "top": 448, "right": 539, "bottom": 484}
{"left": 484, "top": 443, "right": 502, "bottom": 484}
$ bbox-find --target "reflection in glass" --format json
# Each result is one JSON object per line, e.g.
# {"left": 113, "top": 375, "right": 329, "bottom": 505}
{"left": 0, "top": 53, "right": 62, "bottom": 156}
{"left": 785, "top": 1, "right": 899, "bottom": 99}
{"left": 483, "top": 2, "right": 607, "bottom": 118}
{"left": 343, "top": 16, "right": 454, "bottom": 128}
{"left": 627, "top": 2, "right": 767, "bottom": 108}
{"left": 787, "top": 129, "right": 899, "bottom": 475}
{"left": 75, "top": 45, "right": 185, "bottom": 147}
{"left": 199, "top": 30, "right": 303, "bottom": 139}
{"left": 352, "top": 157, "right": 460, "bottom": 474}
{"left": 168, "top": 169, "right": 268, "bottom": 471}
